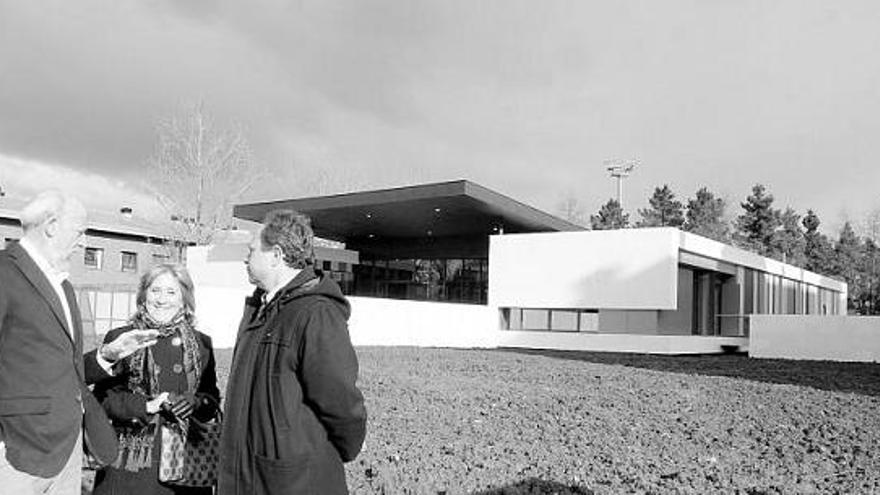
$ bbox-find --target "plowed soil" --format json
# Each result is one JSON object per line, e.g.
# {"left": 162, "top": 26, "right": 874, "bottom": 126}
{"left": 213, "top": 347, "right": 880, "bottom": 494}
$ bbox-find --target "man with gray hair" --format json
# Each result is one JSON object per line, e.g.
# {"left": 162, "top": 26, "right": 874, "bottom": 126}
{"left": 219, "top": 209, "right": 366, "bottom": 495}
{"left": 0, "top": 190, "right": 159, "bottom": 494}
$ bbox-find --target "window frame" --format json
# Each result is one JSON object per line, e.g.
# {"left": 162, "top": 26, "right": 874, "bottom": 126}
{"left": 84, "top": 247, "right": 104, "bottom": 269}
{"left": 121, "top": 251, "right": 138, "bottom": 273}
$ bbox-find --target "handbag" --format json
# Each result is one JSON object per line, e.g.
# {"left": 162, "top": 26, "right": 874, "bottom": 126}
{"left": 159, "top": 415, "right": 222, "bottom": 487}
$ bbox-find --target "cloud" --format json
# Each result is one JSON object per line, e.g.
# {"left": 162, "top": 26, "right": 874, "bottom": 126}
{"left": 1, "top": 0, "right": 880, "bottom": 231}
{"left": 0, "top": 153, "right": 163, "bottom": 220}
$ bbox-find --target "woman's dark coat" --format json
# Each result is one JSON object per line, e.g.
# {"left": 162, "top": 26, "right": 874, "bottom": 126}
{"left": 91, "top": 325, "right": 220, "bottom": 495}
{"left": 218, "top": 268, "right": 367, "bottom": 495}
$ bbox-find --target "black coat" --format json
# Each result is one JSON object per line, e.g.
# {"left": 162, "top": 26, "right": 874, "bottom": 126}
{"left": 92, "top": 324, "right": 220, "bottom": 495}
{"left": 219, "top": 268, "right": 367, "bottom": 495}
{"left": 0, "top": 242, "right": 117, "bottom": 477}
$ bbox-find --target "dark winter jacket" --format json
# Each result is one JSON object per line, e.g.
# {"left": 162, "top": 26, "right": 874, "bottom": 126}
{"left": 218, "top": 268, "right": 367, "bottom": 495}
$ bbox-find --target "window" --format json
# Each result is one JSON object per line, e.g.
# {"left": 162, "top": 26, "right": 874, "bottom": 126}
{"left": 77, "top": 288, "right": 136, "bottom": 346}
{"left": 323, "top": 260, "right": 332, "bottom": 271}
{"left": 84, "top": 247, "right": 104, "bottom": 269}
{"left": 121, "top": 251, "right": 138, "bottom": 272}
{"left": 152, "top": 253, "right": 170, "bottom": 266}
{"left": 501, "top": 308, "right": 598, "bottom": 332}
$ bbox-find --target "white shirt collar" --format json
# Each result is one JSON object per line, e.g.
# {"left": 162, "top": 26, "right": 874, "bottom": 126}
{"left": 19, "top": 237, "right": 76, "bottom": 337}
{"left": 19, "top": 237, "right": 69, "bottom": 283}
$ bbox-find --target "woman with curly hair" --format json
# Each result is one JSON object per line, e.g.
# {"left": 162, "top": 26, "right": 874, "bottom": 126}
{"left": 92, "top": 263, "right": 220, "bottom": 495}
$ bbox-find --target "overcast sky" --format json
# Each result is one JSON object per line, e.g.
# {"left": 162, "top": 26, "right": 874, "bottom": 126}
{"left": 1, "top": 0, "right": 879, "bottom": 234}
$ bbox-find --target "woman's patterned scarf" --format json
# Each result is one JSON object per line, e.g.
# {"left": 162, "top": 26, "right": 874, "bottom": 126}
{"left": 113, "top": 308, "right": 203, "bottom": 472}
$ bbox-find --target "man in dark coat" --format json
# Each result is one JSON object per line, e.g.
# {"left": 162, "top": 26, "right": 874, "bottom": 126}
{"left": 0, "top": 190, "right": 159, "bottom": 494}
{"left": 219, "top": 209, "right": 367, "bottom": 495}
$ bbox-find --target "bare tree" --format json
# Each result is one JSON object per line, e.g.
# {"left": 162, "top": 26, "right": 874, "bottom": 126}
{"left": 146, "top": 102, "right": 261, "bottom": 252}
{"left": 556, "top": 193, "right": 588, "bottom": 227}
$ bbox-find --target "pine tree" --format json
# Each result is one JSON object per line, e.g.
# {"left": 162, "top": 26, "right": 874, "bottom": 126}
{"left": 768, "top": 207, "right": 806, "bottom": 265}
{"left": 590, "top": 199, "right": 630, "bottom": 230}
{"left": 802, "top": 210, "right": 836, "bottom": 275}
{"left": 683, "top": 187, "right": 729, "bottom": 242}
{"left": 734, "top": 184, "right": 779, "bottom": 256}
{"left": 637, "top": 185, "right": 685, "bottom": 228}
{"left": 860, "top": 209, "right": 880, "bottom": 314}
{"left": 863, "top": 238, "right": 880, "bottom": 314}
{"left": 834, "top": 222, "right": 863, "bottom": 313}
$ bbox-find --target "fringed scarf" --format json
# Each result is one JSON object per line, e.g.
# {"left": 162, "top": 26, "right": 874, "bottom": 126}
{"left": 113, "top": 309, "right": 203, "bottom": 472}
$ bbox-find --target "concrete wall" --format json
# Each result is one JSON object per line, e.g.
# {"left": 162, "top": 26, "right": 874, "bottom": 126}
{"left": 187, "top": 244, "right": 252, "bottom": 348}
{"left": 190, "top": 287, "right": 496, "bottom": 350}
{"left": 190, "top": 278, "right": 747, "bottom": 354}
{"left": 497, "top": 331, "right": 747, "bottom": 354}
{"left": 489, "top": 229, "right": 679, "bottom": 310}
{"left": 187, "top": 245, "right": 499, "bottom": 349}
{"left": 749, "top": 315, "right": 880, "bottom": 362}
{"left": 348, "top": 297, "right": 496, "bottom": 348}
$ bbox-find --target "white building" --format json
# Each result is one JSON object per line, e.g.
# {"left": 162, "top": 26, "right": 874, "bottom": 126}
{"left": 490, "top": 227, "right": 845, "bottom": 354}
{"left": 188, "top": 181, "right": 847, "bottom": 356}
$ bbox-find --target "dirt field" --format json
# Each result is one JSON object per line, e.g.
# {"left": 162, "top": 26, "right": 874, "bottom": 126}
{"left": 212, "top": 346, "right": 880, "bottom": 494}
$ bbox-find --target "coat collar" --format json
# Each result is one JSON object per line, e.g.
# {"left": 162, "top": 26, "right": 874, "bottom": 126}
{"left": 5, "top": 241, "right": 76, "bottom": 344}
{"left": 240, "top": 267, "right": 320, "bottom": 332}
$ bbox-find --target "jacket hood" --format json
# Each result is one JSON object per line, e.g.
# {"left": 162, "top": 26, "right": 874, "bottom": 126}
{"left": 248, "top": 267, "right": 350, "bottom": 320}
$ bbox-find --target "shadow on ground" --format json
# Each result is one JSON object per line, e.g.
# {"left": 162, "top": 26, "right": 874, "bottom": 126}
{"left": 494, "top": 348, "right": 880, "bottom": 398}
{"left": 472, "top": 478, "right": 593, "bottom": 495}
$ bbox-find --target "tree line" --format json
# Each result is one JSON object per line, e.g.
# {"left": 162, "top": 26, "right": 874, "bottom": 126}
{"left": 561, "top": 184, "right": 877, "bottom": 314}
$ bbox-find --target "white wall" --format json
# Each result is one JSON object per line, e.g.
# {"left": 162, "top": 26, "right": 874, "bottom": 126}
{"left": 193, "top": 286, "right": 250, "bottom": 348}
{"left": 187, "top": 245, "right": 498, "bottom": 349}
{"left": 489, "top": 229, "right": 679, "bottom": 310}
{"left": 187, "top": 245, "right": 251, "bottom": 348}
{"left": 348, "top": 297, "right": 496, "bottom": 348}
{"left": 750, "top": 315, "right": 880, "bottom": 362}
{"left": 497, "top": 331, "right": 747, "bottom": 354}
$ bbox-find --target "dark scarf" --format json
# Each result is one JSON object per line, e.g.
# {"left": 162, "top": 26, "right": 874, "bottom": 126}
{"left": 113, "top": 309, "right": 203, "bottom": 472}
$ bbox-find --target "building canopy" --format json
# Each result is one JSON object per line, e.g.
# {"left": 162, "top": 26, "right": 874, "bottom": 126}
{"left": 234, "top": 180, "right": 582, "bottom": 259}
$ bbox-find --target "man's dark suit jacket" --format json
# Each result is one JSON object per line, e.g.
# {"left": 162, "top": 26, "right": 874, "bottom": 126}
{"left": 0, "top": 241, "right": 117, "bottom": 477}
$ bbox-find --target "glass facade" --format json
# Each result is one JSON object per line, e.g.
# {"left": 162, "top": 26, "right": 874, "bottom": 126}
{"left": 351, "top": 258, "right": 488, "bottom": 304}
{"left": 744, "top": 268, "right": 840, "bottom": 316}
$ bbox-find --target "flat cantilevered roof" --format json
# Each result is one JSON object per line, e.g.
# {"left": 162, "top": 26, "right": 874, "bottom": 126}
{"left": 234, "top": 180, "right": 583, "bottom": 243}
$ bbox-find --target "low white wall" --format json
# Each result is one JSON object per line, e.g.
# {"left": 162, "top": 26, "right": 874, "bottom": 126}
{"left": 498, "top": 331, "right": 747, "bottom": 354}
{"left": 194, "top": 287, "right": 250, "bottom": 349}
{"left": 191, "top": 286, "right": 497, "bottom": 350}
{"left": 348, "top": 297, "right": 496, "bottom": 348}
{"left": 188, "top": 244, "right": 252, "bottom": 348}
{"left": 193, "top": 284, "right": 747, "bottom": 354}
{"left": 750, "top": 315, "right": 880, "bottom": 362}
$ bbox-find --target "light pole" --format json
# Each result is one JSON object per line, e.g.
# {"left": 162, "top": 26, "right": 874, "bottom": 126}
{"left": 604, "top": 158, "right": 639, "bottom": 208}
